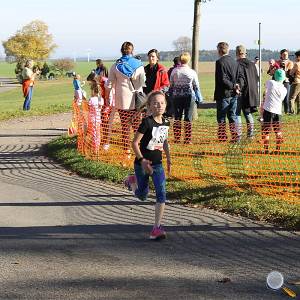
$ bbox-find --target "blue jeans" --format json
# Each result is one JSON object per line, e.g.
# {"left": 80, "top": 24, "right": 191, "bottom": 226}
{"left": 216, "top": 96, "right": 238, "bottom": 141}
{"left": 134, "top": 162, "right": 166, "bottom": 203}
{"left": 236, "top": 97, "right": 254, "bottom": 138}
{"left": 23, "top": 86, "right": 33, "bottom": 111}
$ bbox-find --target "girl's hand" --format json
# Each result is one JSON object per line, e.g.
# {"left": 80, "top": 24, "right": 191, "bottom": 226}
{"left": 167, "top": 159, "right": 171, "bottom": 176}
{"left": 141, "top": 159, "right": 153, "bottom": 175}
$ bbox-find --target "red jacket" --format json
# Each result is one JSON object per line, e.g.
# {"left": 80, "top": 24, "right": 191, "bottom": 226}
{"left": 144, "top": 63, "right": 170, "bottom": 94}
{"left": 153, "top": 64, "right": 169, "bottom": 91}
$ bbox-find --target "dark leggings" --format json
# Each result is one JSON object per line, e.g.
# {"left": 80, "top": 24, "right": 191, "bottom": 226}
{"left": 173, "top": 96, "right": 192, "bottom": 143}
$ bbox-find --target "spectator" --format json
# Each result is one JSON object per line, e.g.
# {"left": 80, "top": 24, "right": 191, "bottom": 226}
{"left": 22, "top": 60, "right": 40, "bottom": 111}
{"left": 260, "top": 69, "right": 287, "bottom": 153}
{"left": 73, "top": 73, "right": 85, "bottom": 105}
{"left": 87, "top": 83, "right": 102, "bottom": 152}
{"left": 167, "top": 56, "right": 181, "bottom": 80}
{"left": 165, "top": 56, "right": 181, "bottom": 118}
{"left": 214, "top": 42, "right": 240, "bottom": 142}
{"left": 143, "top": 49, "right": 169, "bottom": 95}
{"left": 169, "top": 52, "right": 202, "bottom": 144}
{"left": 105, "top": 41, "right": 146, "bottom": 161}
{"left": 277, "top": 49, "right": 294, "bottom": 114}
{"left": 254, "top": 56, "right": 261, "bottom": 77}
{"left": 95, "top": 59, "right": 108, "bottom": 78}
{"left": 289, "top": 50, "right": 300, "bottom": 114}
{"left": 267, "top": 59, "right": 280, "bottom": 79}
{"left": 236, "top": 45, "right": 259, "bottom": 138}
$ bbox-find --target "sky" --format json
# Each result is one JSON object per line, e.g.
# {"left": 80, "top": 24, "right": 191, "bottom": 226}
{"left": 0, "top": 0, "right": 299, "bottom": 59}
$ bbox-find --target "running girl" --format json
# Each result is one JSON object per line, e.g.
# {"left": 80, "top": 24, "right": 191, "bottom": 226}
{"left": 124, "top": 91, "right": 171, "bottom": 240}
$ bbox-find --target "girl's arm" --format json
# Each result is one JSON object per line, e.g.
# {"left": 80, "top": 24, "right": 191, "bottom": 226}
{"left": 132, "top": 132, "right": 144, "bottom": 160}
{"left": 163, "top": 140, "right": 171, "bottom": 175}
{"left": 132, "top": 131, "right": 153, "bottom": 173}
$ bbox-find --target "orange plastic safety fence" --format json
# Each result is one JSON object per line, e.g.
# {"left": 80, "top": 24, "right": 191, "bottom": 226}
{"left": 73, "top": 99, "right": 300, "bottom": 203}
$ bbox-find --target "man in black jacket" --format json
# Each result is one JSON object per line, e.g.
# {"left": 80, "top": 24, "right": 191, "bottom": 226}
{"left": 236, "top": 45, "right": 259, "bottom": 138}
{"left": 214, "top": 42, "right": 240, "bottom": 142}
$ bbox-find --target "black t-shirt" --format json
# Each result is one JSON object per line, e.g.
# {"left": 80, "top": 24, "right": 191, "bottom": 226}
{"left": 135, "top": 115, "right": 170, "bottom": 165}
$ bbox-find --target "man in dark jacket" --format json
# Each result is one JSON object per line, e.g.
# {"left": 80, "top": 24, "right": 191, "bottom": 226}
{"left": 236, "top": 45, "right": 259, "bottom": 138}
{"left": 214, "top": 42, "right": 240, "bottom": 142}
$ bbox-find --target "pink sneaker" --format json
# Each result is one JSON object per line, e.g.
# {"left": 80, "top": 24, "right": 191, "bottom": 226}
{"left": 149, "top": 226, "right": 166, "bottom": 240}
{"left": 124, "top": 175, "right": 136, "bottom": 191}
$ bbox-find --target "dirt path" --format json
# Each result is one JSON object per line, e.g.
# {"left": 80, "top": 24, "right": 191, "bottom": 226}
{"left": 0, "top": 113, "right": 299, "bottom": 300}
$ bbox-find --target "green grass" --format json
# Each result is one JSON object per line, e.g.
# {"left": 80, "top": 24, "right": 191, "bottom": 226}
{"left": 0, "top": 62, "right": 16, "bottom": 77}
{"left": 0, "top": 79, "right": 74, "bottom": 120}
{"left": 46, "top": 135, "right": 300, "bottom": 230}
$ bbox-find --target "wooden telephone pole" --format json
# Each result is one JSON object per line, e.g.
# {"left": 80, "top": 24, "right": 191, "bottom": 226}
{"left": 192, "top": 0, "right": 210, "bottom": 72}
{"left": 192, "top": 0, "right": 201, "bottom": 72}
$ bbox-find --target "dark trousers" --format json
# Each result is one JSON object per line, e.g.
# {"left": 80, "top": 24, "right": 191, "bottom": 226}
{"left": 173, "top": 96, "right": 192, "bottom": 143}
{"left": 216, "top": 96, "right": 238, "bottom": 141}
{"left": 283, "top": 82, "right": 291, "bottom": 114}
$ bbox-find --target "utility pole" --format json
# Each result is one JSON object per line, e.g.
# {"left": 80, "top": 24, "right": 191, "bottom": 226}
{"left": 192, "top": 0, "right": 210, "bottom": 73}
{"left": 258, "top": 22, "right": 262, "bottom": 106}
{"left": 192, "top": 0, "right": 201, "bottom": 72}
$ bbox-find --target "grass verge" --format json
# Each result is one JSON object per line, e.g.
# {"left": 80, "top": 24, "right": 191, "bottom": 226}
{"left": 46, "top": 135, "right": 300, "bottom": 231}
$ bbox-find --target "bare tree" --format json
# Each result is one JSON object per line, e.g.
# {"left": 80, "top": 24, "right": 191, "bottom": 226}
{"left": 192, "top": 0, "right": 211, "bottom": 72}
{"left": 172, "top": 36, "right": 192, "bottom": 52}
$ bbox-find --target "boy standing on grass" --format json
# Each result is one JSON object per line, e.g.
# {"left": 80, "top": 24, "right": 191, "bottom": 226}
{"left": 124, "top": 91, "right": 171, "bottom": 240}
{"left": 261, "top": 69, "right": 287, "bottom": 153}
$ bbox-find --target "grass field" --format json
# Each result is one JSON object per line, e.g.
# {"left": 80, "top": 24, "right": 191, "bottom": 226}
{"left": 0, "top": 79, "right": 74, "bottom": 120}
{"left": 0, "top": 61, "right": 215, "bottom": 120}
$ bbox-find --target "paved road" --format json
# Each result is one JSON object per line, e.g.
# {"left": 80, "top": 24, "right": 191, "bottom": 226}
{"left": 0, "top": 113, "right": 299, "bottom": 300}
{"left": 0, "top": 77, "right": 19, "bottom": 93}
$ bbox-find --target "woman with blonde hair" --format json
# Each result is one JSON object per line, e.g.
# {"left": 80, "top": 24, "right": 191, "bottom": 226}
{"left": 169, "top": 52, "right": 202, "bottom": 143}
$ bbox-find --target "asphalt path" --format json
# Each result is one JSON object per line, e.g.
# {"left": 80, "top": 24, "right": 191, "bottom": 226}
{"left": 0, "top": 113, "right": 299, "bottom": 300}
{"left": 0, "top": 77, "right": 19, "bottom": 93}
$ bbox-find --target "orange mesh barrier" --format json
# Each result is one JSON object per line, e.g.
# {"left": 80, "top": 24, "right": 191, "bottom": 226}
{"left": 73, "top": 99, "right": 300, "bottom": 203}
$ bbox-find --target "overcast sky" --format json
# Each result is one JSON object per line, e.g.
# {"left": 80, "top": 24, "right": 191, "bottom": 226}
{"left": 0, "top": 0, "right": 299, "bottom": 59}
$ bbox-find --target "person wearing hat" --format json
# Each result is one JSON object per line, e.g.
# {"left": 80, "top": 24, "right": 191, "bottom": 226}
{"left": 260, "top": 69, "right": 287, "bottom": 153}
{"left": 236, "top": 45, "right": 259, "bottom": 138}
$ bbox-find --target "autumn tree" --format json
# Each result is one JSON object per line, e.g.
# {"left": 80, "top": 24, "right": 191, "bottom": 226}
{"left": 172, "top": 36, "right": 192, "bottom": 53}
{"left": 2, "top": 20, "right": 56, "bottom": 63}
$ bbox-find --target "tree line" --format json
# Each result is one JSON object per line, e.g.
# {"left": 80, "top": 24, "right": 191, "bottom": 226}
{"left": 136, "top": 49, "right": 287, "bottom": 62}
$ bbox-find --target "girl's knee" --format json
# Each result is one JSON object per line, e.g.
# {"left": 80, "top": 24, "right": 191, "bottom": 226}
{"left": 156, "top": 196, "right": 166, "bottom": 204}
